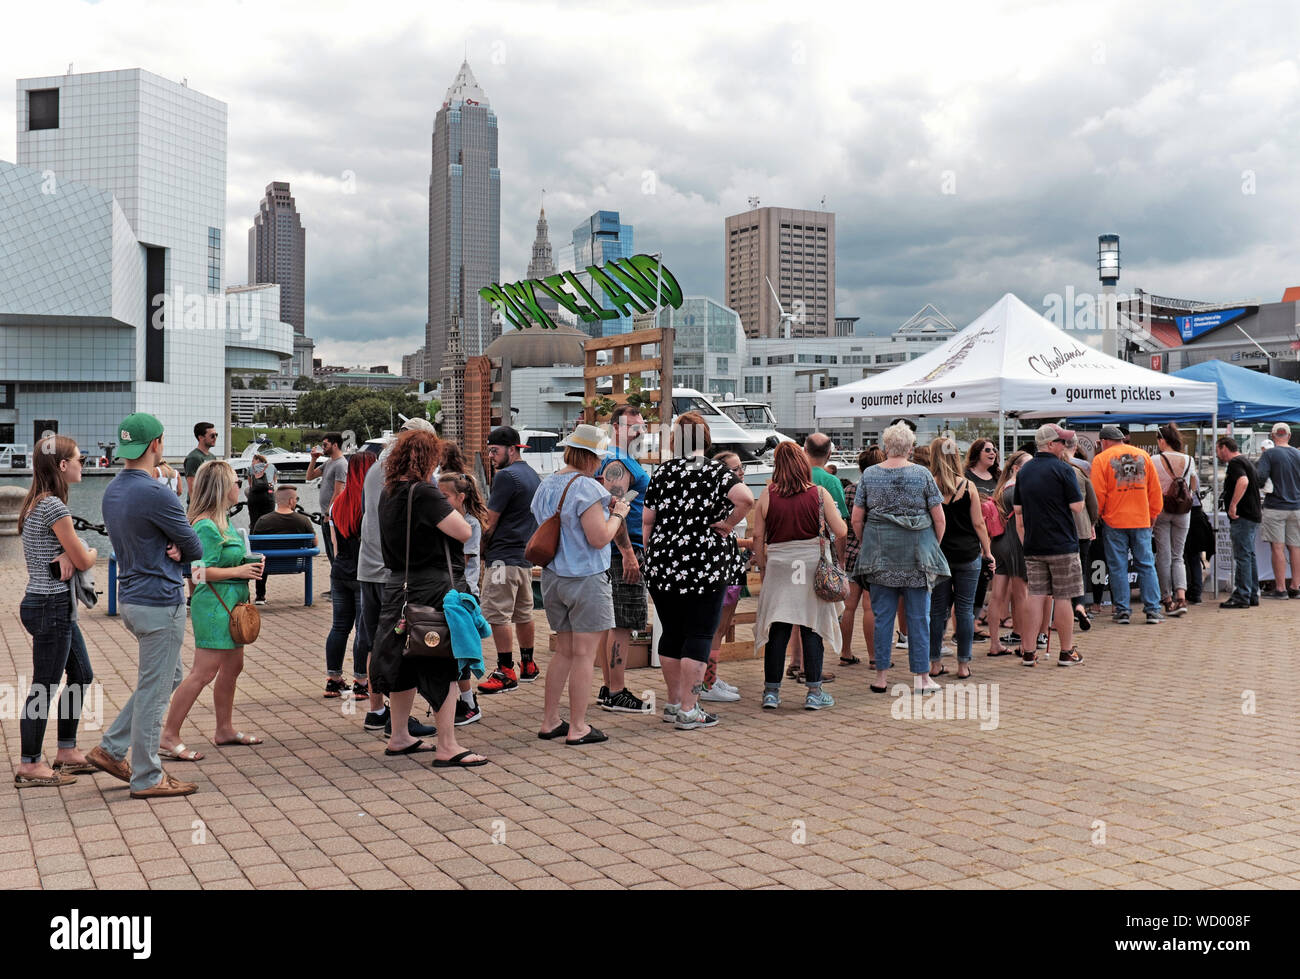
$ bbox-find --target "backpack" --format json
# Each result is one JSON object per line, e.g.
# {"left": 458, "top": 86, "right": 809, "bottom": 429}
{"left": 1159, "top": 454, "right": 1193, "bottom": 516}
{"left": 981, "top": 495, "right": 1005, "bottom": 537}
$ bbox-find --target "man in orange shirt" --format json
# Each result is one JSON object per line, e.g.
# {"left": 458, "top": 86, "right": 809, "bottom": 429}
{"left": 1091, "top": 424, "right": 1164, "bottom": 625}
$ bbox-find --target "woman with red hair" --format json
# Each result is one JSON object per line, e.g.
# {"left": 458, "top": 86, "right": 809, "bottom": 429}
{"left": 751, "top": 442, "right": 847, "bottom": 710}
{"left": 323, "top": 451, "right": 377, "bottom": 698}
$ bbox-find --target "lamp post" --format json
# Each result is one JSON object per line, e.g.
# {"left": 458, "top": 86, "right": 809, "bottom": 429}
{"left": 1097, "top": 234, "right": 1121, "bottom": 359}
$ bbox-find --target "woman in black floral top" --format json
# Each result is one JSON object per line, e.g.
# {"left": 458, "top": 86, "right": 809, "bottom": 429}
{"left": 643, "top": 413, "right": 754, "bottom": 731}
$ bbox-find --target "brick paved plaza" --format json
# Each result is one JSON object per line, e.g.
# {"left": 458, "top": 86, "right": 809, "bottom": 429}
{"left": 2, "top": 553, "right": 1299, "bottom": 890}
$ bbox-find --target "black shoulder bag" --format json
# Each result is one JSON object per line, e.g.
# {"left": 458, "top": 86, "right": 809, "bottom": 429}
{"left": 396, "top": 483, "right": 456, "bottom": 658}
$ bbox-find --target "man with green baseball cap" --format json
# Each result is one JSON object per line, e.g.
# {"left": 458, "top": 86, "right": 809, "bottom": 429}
{"left": 114, "top": 412, "right": 165, "bottom": 459}
{"left": 88, "top": 412, "right": 206, "bottom": 798}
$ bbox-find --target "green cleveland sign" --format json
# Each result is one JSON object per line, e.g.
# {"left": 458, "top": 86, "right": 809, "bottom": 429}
{"left": 479, "top": 253, "right": 683, "bottom": 331}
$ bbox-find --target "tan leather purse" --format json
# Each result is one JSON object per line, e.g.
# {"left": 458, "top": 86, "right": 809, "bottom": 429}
{"left": 204, "top": 580, "right": 261, "bottom": 645}
{"left": 524, "top": 474, "right": 582, "bottom": 567}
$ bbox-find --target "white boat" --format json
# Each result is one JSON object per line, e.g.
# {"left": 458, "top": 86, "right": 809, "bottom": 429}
{"left": 228, "top": 437, "right": 314, "bottom": 480}
{"left": 667, "top": 389, "right": 777, "bottom": 462}
{"left": 715, "top": 396, "right": 796, "bottom": 461}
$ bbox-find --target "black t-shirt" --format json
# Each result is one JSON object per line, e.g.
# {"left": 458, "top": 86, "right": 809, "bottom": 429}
{"left": 1226, "top": 455, "right": 1262, "bottom": 523}
{"left": 1012, "top": 453, "right": 1082, "bottom": 556}
{"left": 252, "top": 511, "right": 315, "bottom": 536}
{"left": 484, "top": 461, "right": 541, "bottom": 567}
{"left": 379, "top": 480, "right": 463, "bottom": 579}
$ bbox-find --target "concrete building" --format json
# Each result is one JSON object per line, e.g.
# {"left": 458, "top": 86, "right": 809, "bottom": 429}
{"left": 229, "top": 387, "right": 301, "bottom": 426}
{"left": 247, "top": 181, "right": 313, "bottom": 380}
{"left": 427, "top": 61, "right": 500, "bottom": 378}
{"left": 741, "top": 304, "right": 958, "bottom": 447}
{"left": 526, "top": 203, "right": 559, "bottom": 319}
{"left": 483, "top": 321, "right": 588, "bottom": 433}
{"left": 725, "top": 205, "right": 835, "bottom": 339}
{"left": 402, "top": 347, "right": 426, "bottom": 381}
{"left": 572, "top": 210, "right": 635, "bottom": 338}
{"left": 0, "top": 69, "right": 290, "bottom": 458}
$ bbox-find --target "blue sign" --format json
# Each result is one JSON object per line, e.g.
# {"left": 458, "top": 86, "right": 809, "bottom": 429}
{"left": 1177, "top": 308, "right": 1246, "bottom": 342}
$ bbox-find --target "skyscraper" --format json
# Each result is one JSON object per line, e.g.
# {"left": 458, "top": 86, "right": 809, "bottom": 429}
{"left": 526, "top": 202, "right": 559, "bottom": 320}
{"left": 724, "top": 206, "right": 835, "bottom": 339}
{"left": 427, "top": 61, "right": 500, "bottom": 381}
{"left": 248, "top": 182, "right": 305, "bottom": 334}
{"left": 572, "top": 210, "right": 634, "bottom": 338}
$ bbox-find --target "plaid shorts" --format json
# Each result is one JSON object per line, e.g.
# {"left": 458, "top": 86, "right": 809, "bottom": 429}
{"left": 1025, "top": 551, "right": 1084, "bottom": 599}
{"left": 608, "top": 547, "right": 648, "bottom": 631}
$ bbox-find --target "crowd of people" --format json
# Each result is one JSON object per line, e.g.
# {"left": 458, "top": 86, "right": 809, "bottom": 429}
{"left": 13, "top": 406, "right": 1300, "bottom": 793}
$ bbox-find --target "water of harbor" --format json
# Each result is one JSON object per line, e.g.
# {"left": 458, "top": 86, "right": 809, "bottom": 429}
{"left": 0, "top": 470, "right": 324, "bottom": 564}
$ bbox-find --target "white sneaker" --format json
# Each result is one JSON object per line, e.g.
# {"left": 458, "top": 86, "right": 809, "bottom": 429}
{"left": 700, "top": 684, "right": 740, "bottom": 703}
{"left": 895, "top": 631, "right": 908, "bottom": 649}
{"left": 714, "top": 678, "right": 739, "bottom": 694}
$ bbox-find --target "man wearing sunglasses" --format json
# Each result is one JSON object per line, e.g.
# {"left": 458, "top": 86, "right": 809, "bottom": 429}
{"left": 595, "top": 405, "right": 652, "bottom": 714}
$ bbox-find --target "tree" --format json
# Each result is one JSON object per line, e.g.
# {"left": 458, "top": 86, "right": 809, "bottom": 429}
{"left": 292, "top": 374, "right": 318, "bottom": 391}
{"left": 293, "top": 385, "right": 430, "bottom": 433}
{"left": 248, "top": 375, "right": 269, "bottom": 390}
{"left": 229, "top": 375, "right": 246, "bottom": 389}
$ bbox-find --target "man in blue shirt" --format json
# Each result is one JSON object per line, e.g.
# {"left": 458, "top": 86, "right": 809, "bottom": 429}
{"left": 1255, "top": 422, "right": 1300, "bottom": 598}
{"left": 596, "top": 406, "right": 652, "bottom": 713}
{"left": 88, "top": 413, "right": 204, "bottom": 798}
{"left": 1012, "top": 424, "right": 1085, "bottom": 667}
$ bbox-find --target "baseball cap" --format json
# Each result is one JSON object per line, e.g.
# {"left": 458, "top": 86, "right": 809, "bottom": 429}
{"left": 400, "top": 417, "right": 435, "bottom": 433}
{"left": 487, "top": 425, "right": 528, "bottom": 449}
{"left": 1035, "top": 423, "right": 1075, "bottom": 447}
{"left": 1272, "top": 422, "right": 1290, "bottom": 436}
{"left": 1099, "top": 424, "right": 1127, "bottom": 441}
{"left": 116, "top": 412, "right": 164, "bottom": 460}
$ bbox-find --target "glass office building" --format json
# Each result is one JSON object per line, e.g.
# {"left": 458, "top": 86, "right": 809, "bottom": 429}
{"left": 655, "top": 296, "right": 745, "bottom": 399}
{"left": 572, "top": 210, "right": 635, "bottom": 338}
{"left": 428, "top": 61, "right": 501, "bottom": 377}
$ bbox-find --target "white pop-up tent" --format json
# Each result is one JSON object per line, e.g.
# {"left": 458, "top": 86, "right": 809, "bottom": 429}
{"left": 815, "top": 292, "right": 1219, "bottom": 423}
{"left": 816, "top": 292, "right": 1225, "bottom": 595}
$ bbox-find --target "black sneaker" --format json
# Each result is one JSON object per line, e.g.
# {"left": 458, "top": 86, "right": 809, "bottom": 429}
{"left": 1002, "top": 632, "right": 1021, "bottom": 645}
{"left": 324, "top": 678, "right": 347, "bottom": 698}
{"left": 363, "top": 706, "right": 389, "bottom": 732}
{"left": 1113, "top": 611, "right": 1131, "bottom": 625}
{"left": 596, "top": 685, "right": 610, "bottom": 708}
{"left": 602, "top": 688, "right": 649, "bottom": 713}
{"left": 1250, "top": 596, "right": 1260, "bottom": 606}
{"left": 1021, "top": 649, "right": 1038, "bottom": 667}
{"left": 385, "top": 714, "right": 436, "bottom": 738}
{"left": 1036, "top": 633, "right": 1048, "bottom": 649}
{"left": 1289, "top": 589, "right": 1300, "bottom": 599}
{"left": 1266, "top": 590, "right": 1290, "bottom": 599}
{"left": 1219, "top": 598, "right": 1250, "bottom": 609}
{"left": 454, "top": 699, "right": 482, "bottom": 726}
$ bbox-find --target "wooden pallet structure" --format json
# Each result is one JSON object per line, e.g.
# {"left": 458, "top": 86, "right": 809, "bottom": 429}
{"left": 582, "top": 327, "right": 674, "bottom": 452}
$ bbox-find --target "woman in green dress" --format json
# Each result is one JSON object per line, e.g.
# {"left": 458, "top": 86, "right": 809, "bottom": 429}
{"left": 160, "top": 460, "right": 265, "bottom": 760}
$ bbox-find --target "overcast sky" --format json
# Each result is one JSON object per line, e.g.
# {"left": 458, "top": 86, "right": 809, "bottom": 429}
{"left": 2, "top": 0, "right": 1297, "bottom": 369}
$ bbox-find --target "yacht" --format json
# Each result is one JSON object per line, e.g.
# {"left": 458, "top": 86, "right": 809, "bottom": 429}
{"left": 714, "top": 396, "right": 796, "bottom": 460}
{"left": 228, "top": 437, "right": 314, "bottom": 480}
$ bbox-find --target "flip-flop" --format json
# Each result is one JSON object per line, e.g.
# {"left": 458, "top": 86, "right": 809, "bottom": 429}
{"left": 432, "top": 749, "right": 489, "bottom": 767}
{"left": 537, "top": 721, "right": 570, "bottom": 741}
{"left": 869, "top": 684, "right": 889, "bottom": 693}
{"left": 986, "top": 648, "right": 1014, "bottom": 657}
{"left": 158, "top": 743, "right": 204, "bottom": 761}
{"left": 1074, "top": 606, "right": 1092, "bottom": 631}
{"left": 957, "top": 669, "right": 973, "bottom": 679}
{"left": 929, "top": 665, "right": 949, "bottom": 678}
{"left": 214, "top": 732, "right": 263, "bottom": 747}
{"left": 839, "top": 655, "right": 861, "bottom": 666}
{"left": 51, "top": 760, "right": 100, "bottom": 774}
{"left": 972, "top": 630, "right": 989, "bottom": 641}
{"left": 384, "top": 739, "right": 435, "bottom": 756}
{"left": 14, "top": 772, "right": 77, "bottom": 788}
{"left": 565, "top": 727, "right": 609, "bottom": 746}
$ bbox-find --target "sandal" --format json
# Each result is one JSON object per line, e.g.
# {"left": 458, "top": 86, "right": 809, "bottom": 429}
{"left": 158, "top": 743, "right": 204, "bottom": 761}
{"left": 433, "top": 749, "right": 490, "bottom": 766}
{"left": 957, "top": 667, "right": 973, "bottom": 679}
{"left": 929, "top": 665, "right": 949, "bottom": 678}
{"left": 214, "top": 732, "right": 263, "bottom": 747}
{"left": 839, "top": 654, "right": 861, "bottom": 666}
{"left": 986, "top": 647, "right": 1014, "bottom": 657}
{"left": 786, "top": 665, "right": 801, "bottom": 680}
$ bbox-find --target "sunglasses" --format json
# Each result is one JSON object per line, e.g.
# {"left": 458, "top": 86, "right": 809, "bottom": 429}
{"left": 729, "top": 465, "right": 745, "bottom": 474}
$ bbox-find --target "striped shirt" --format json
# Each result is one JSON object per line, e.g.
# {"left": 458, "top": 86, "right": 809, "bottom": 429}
{"left": 22, "top": 496, "right": 71, "bottom": 595}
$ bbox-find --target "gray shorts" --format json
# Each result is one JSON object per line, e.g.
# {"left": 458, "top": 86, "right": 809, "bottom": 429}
{"left": 541, "top": 568, "right": 615, "bottom": 634}
{"left": 1260, "top": 508, "right": 1300, "bottom": 547}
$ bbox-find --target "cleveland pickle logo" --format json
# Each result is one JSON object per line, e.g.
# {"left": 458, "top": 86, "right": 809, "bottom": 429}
{"left": 479, "top": 254, "right": 683, "bottom": 331}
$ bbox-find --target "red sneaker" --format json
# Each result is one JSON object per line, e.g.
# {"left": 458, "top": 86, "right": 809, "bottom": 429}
{"left": 478, "top": 666, "right": 518, "bottom": 694}
{"left": 518, "top": 660, "right": 540, "bottom": 683}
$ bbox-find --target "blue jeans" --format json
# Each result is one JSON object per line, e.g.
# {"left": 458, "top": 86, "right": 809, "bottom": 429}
{"left": 1101, "top": 524, "right": 1161, "bottom": 616}
{"left": 18, "top": 591, "right": 94, "bottom": 763}
{"left": 929, "top": 558, "right": 980, "bottom": 664}
{"left": 1230, "top": 518, "right": 1260, "bottom": 603}
{"left": 870, "top": 583, "right": 931, "bottom": 674}
{"left": 325, "top": 576, "right": 369, "bottom": 679}
{"left": 100, "top": 603, "right": 186, "bottom": 792}
{"left": 765, "top": 622, "right": 825, "bottom": 684}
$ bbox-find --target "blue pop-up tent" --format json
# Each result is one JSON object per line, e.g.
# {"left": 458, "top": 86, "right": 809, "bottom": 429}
{"left": 1069, "top": 359, "right": 1300, "bottom": 425}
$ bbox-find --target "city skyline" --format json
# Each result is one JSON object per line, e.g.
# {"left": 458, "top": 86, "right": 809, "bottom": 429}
{"left": 0, "top": 1, "right": 1296, "bottom": 374}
